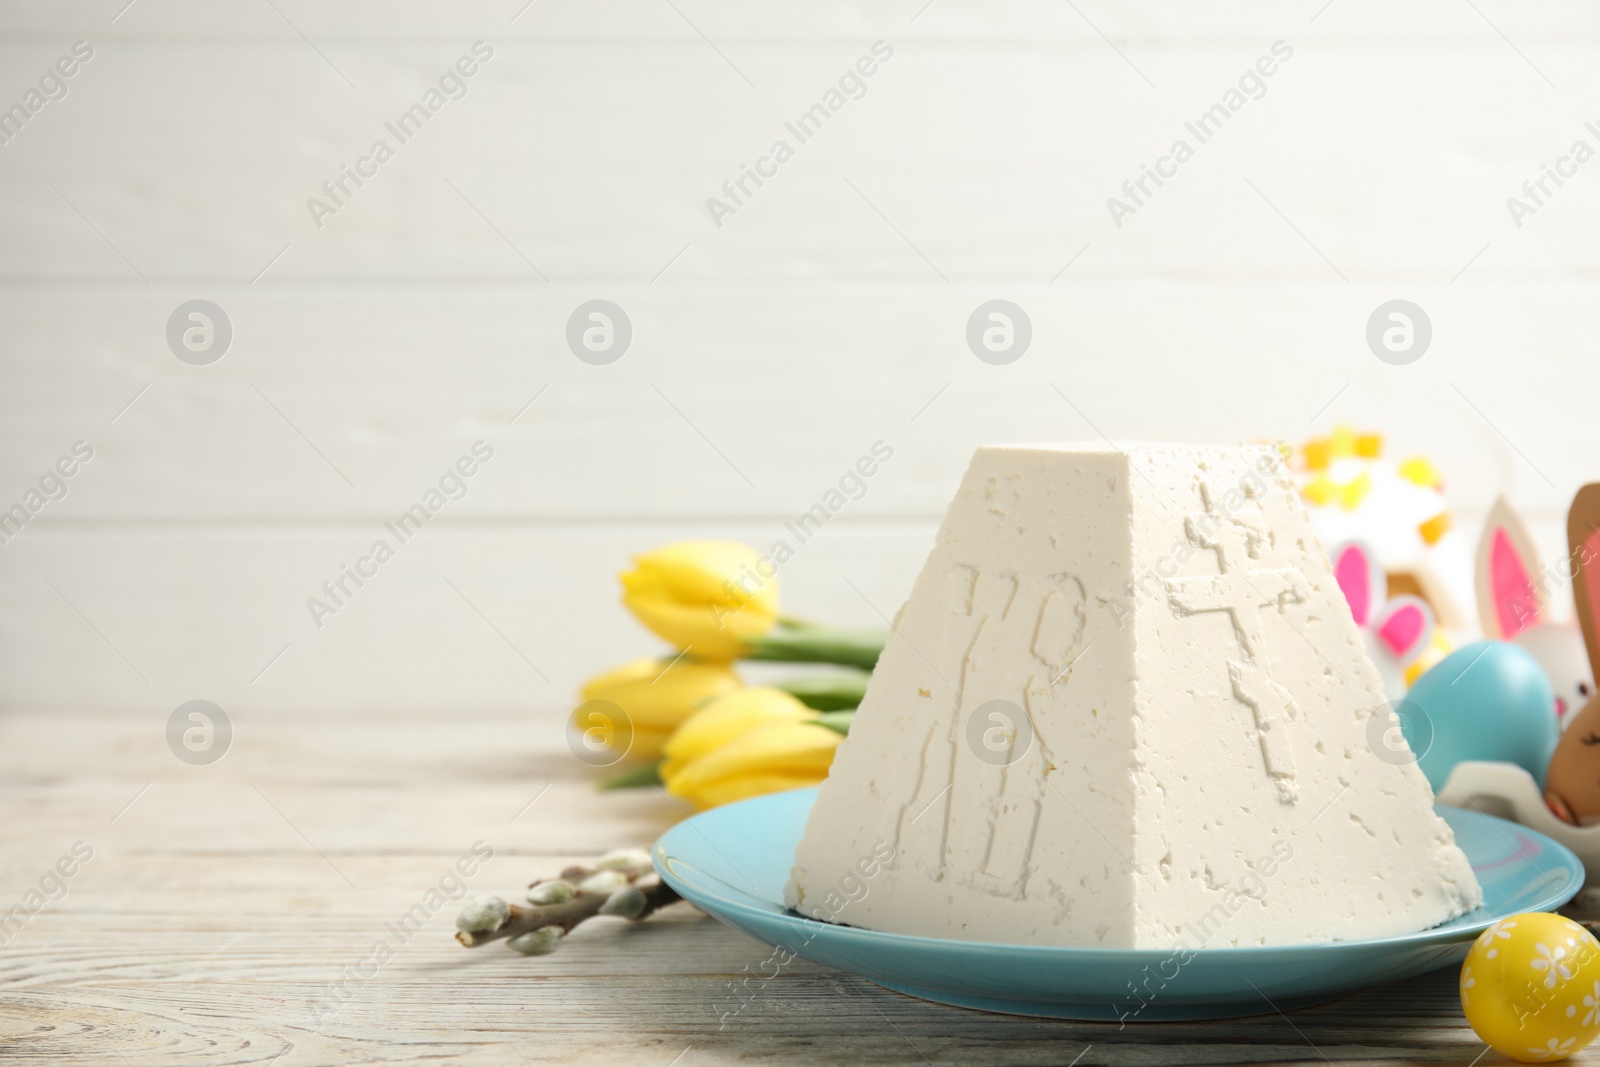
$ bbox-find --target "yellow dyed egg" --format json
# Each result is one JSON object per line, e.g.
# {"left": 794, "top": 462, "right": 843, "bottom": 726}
{"left": 1461, "top": 912, "right": 1600, "bottom": 1062}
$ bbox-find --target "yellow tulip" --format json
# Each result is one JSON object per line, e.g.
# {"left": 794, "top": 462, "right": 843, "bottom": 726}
{"left": 574, "top": 657, "right": 741, "bottom": 759}
{"left": 660, "top": 686, "right": 815, "bottom": 780}
{"left": 665, "top": 719, "right": 843, "bottom": 810}
{"left": 620, "top": 541, "right": 779, "bottom": 660}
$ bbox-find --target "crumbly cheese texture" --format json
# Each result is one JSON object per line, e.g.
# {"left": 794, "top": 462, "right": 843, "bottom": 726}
{"left": 786, "top": 443, "right": 1482, "bottom": 948}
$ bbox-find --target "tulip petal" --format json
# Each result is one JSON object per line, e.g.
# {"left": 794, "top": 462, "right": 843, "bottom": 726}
{"left": 673, "top": 773, "right": 828, "bottom": 809}
{"left": 620, "top": 541, "right": 780, "bottom": 657}
{"left": 660, "top": 687, "right": 815, "bottom": 777}
{"left": 575, "top": 657, "right": 741, "bottom": 734}
{"left": 665, "top": 721, "right": 842, "bottom": 809}
{"left": 621, "top": 591, "right": 755, "bottom": 660}
{"left": 634, "top": 541, "right": 779, "bottom": 615}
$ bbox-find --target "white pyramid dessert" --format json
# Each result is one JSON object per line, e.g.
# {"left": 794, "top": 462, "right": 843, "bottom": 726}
{"left": 786, "top": 443, "right": 1481, "bottom": 948}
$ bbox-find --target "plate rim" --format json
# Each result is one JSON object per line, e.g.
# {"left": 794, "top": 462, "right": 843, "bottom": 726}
{"left": 655, "top": 786, "right": 1586, "bottom": 960}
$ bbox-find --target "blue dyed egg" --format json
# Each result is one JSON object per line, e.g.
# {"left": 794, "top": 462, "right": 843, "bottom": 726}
{"left": 1403, "top": 640, "right": 1558, "bottom": 791}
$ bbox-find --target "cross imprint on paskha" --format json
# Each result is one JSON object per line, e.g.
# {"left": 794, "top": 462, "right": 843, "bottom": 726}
{"left": 1165, "top": 480, "right": 1308, "bottom": 803}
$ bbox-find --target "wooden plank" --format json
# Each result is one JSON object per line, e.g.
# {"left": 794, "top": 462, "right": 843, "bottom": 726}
{"left": 4, "top": 0, "right": 1598, "bottom": 42}
{"left": 0, "top": 513, "right": 1570, "bottom": 713}
{"left": 0, "top": 41, "right": 1593, "bottom": 284}
{"left": 0, "top": 522, "right": 931, "bottom": 712}
{"left": 0, "top": 282, "right": 1592, "bottom": 521}
{"left": 0, "top": 981, "right": 1479, "bottom": 1066}
{"left": 0, "top": 971, "right": 1489, "bottom": 1065}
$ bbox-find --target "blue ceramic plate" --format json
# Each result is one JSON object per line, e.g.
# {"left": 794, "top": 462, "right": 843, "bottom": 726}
{"left": 654, "top": 787, "right": 1585, "bottom": 1021}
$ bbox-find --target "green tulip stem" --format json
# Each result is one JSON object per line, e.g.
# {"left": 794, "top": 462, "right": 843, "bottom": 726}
{"left": 745, "top": 625, "right": 886, "bottom": 671}
{"left": 775, "top": 670, "right": 871, "bottom": 711}
{"left": 814, "top": 710, "right": 856, "bottom": 735}
{"left": 599, "top": 762, "right": 664, "bottom": 790}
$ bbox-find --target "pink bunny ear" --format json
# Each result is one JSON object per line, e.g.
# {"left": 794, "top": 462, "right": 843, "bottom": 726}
{"left": 1332, "top": 540, "right": 1384, "bottom": 628}
{"left": 1374, "top": 594, "right": 1435, "bottom": 668}
{"left": 1478, "top": 497, "right": 1543, "bottom": 639}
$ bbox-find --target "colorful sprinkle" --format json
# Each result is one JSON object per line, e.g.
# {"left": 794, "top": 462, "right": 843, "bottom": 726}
{"left": 1338, "top": 472, "right": 1371, "bottom": 510}
{"left": 1419, "top": 511, "right": 1453, "bottom": 545}
{"left": 1399, "top": 456, "right": 1441, "bottom": 488}
{"left": 1304, "top": 474, "right": 1338, "bottom": 506}
{"left": 1330, "top": 425, "right": 1356, "bottom": 458}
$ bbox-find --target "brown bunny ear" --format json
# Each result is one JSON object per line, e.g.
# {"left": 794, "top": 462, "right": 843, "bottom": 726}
{"left": 1477, "top": 496, "right": 1542, "bottom": 639}
{"left": 1567, "top": 484, "right": 1600, "bottom": 674}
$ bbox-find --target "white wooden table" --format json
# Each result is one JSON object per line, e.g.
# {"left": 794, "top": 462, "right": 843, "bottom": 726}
{"left": 0, "top": 705, "right": 1504, "bottom": 1066}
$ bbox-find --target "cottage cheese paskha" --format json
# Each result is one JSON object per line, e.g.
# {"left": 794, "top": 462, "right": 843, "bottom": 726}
{"left": 786, "top": 443, "right": 1481, "bottom": 948}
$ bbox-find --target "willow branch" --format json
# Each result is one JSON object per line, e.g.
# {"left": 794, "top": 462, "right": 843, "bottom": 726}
{"left": 455, "top": 853, "right": 683, "bottom": 952}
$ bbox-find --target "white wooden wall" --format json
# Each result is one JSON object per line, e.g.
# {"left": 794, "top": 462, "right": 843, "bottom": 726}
{"left": 2, "top": 1, "right": 1597, "bottom": 716}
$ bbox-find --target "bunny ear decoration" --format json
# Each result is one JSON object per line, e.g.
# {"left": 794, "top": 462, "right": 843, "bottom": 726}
{"left": 1372, "top": 594, "right": 1435, "bottom": 669}
{"left": 1567, "top": 484, "right": 1600, "bottom": 678}
{"left": 1331, "top": 540, "right": 1385, "bottom": 628}
{"left": 1477, "top": 496, "right": 1543, "bottom": 640}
